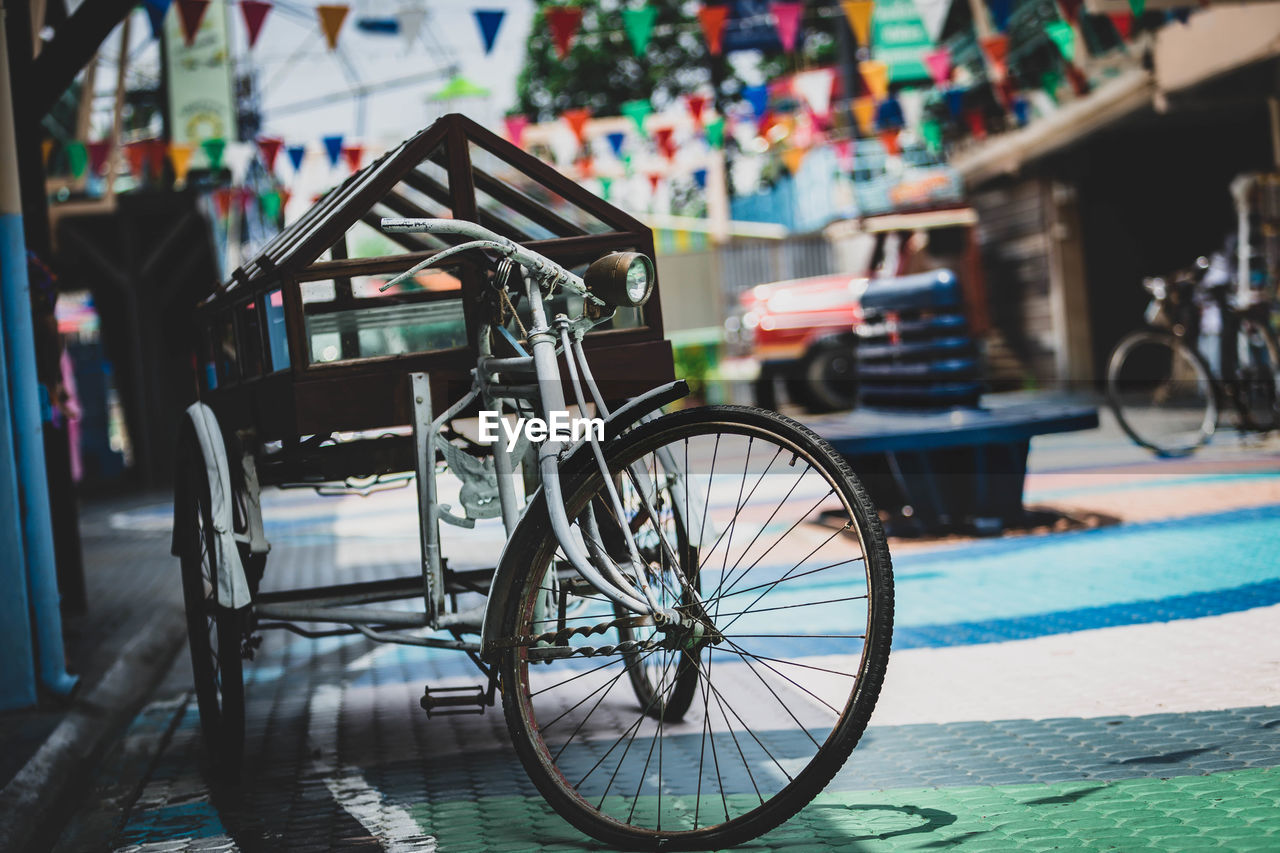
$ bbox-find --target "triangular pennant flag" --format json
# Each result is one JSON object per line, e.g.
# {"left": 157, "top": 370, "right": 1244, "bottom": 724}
{"left": 316, "top": 4, "right": 349, "bottom": 51}
{"left": 793, "top": 68, "right": 835, "bottom": 119}
{"left": 897, "top": 88, "right": 925, "bottom": 131}
{"left": 686, "top": 94, "right": 710, "bottom": 126}
{"left": 744, "top": 85, "right": 770, "bottom": 119}
{"left": 213, "top": 187, "right": 233, "bottom": 219}
{"left": 1041, "top": 69, "right": 1061, "bottom": 103}
{"left": 257, "top": 136, "right": 283, "bottom": 171}
{"left": 859, "top": 59, "right": 889, "bottom": 101}
{"left": 704, "top": 116, "right": 726, "bottom": 148}
{"left": 944, "top": 87, "right": 967, "bottom": 118}
{"left": 622, "top": 6, "right": 658, "bottom": 57}
{"left": 1065, "top": 62, "right": 1089, "bottom": 96}
{"left": 653, "top": 127, "right": 676, "bottom": 161}
{"left": 980, "top": 34, "right": 1009, "bottom": 76}
{"left": 924, "top": 47, "right": 952, "bottom": 85}
{"left": 1109, "top": 12, "right": 1132, "bottom": 38}
{"left": 87, "top": 140, "right": 111, "bottom": 175}
{"left": 322, "top": 135, "right": 344, "bottom": 167}
{"left": 147, "top": 139, "right": 168, "bottom": 179}
{"left": 398, "top": 7, "right": 426, "bottom": 51}
{"left": 987, "top": 0, "right": 1013, "bottom": 30}
{"left": 840, "top": 0, "right": 874, "bottom": 46}
{"left": 125, "top": 142, "right": 147, "bottom": 176}
{"left": 852, "top": 96, "right": 876, "bottom": 134}
{"left": 240, "top": 0, "right": 271, "bottom": 48}
{"left": 260, "top": 190, "right": 282, "bottom": 223}
{"left": 224, "top": 141, "right": 254, "bottom": 183}
{"left": 1129, "top": 0, "right": 1146, "bottom": 15}
{"left": 647, "top": 172, "right": 661, "bottom": 193}
{"left": 1012, "top": 95, "right": 1030, "bottom": 126}
{"left": 562, "top": 108, "right": 592, "bottom": 146}
{"left": 598, "top": 176, "right": 613, "bottom": 201}
{"left": 200, "top": 137, "right": 225, "bottom": 170}
{"left": 1045, "top": 20, "right": 1075, "bottom": 62}
{"left": 473, "top": 9, "right": 505, "bottom": 54}
{"left": 606, "top": 131, "right": 626, "bottom": 158}
{"left": 875, "top": 97, "right": 904, "bottom": 129}
{"left": 878, "top": 127, "right": 901, "bottom": 156}
{"left": 504, "top": 114, "right": 530, "bottom": 147}
{"left": 545, "top": 6, "right": 584, "bottom": 59}
{"left": 692, "top": 168, "right": 708, "bottom": 189}
{"left": 966, "top": 109, "right": 987, "bottom": 140}
{"left": 342, "top": 144, "right": 364, "bottom": 172}
{"left": 1060, "top": 0, "right": 1083, "bottom": 23}
{"left": 769, "top": 2, "right": 805, "bottom": 53}
{"left": 169, "top": 143, "right": 193, "bottom": 183}
{"left": 1170, "top": 7, "right": 1191, "bottom": 24}
{"left": 621, "top": 99, "right": 653, "bottom": 137}
{"left": 286, "top": 144, "right": 306, "bottom": 172}
{"left": 921, "top": 119, "right": 943, "bottom": 152}
{"left": 697, "top": 4, "right": 730, "bottom": 56}
{"left": 834, "top": 138, "right": 854, "bottom": 171}
{"left": 142, "top": 0, "right": 172, "bottom": 40}
{"left": 278, "top": 187, "right": 292, "bottom": 211}
{"left": 781, "top": 146, "right": 807, "bottom": 175}
{"left": 176, "top": 0, "right": 209, "bottom": 46}
{"left": 577, "top": 155, "right": 594, "bottom": 179}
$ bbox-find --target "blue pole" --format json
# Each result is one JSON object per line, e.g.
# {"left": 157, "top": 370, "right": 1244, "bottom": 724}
{"left": 0, "top": 6, "right": 77, "bottom": 699}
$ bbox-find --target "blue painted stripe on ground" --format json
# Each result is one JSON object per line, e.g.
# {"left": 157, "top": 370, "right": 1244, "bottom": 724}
{"left": 1025, "top": 469, "right": 1280, "bottom": 501}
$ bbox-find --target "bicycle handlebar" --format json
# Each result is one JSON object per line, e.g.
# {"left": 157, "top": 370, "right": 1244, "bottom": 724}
{"left": 379, "top": 217, "right": 598, "bottom": 303}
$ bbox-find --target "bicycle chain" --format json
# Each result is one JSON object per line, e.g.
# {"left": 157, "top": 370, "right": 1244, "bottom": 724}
{"left": 496, "top": 615, "right": 665, "bottom": 660}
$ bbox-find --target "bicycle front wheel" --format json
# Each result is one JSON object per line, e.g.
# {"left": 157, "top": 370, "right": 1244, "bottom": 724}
{"left": 1108, "top": 330, "right": 1216, "bottom": 457}
{"left": 497, "top": 405, "right": 893, "bottom": 850}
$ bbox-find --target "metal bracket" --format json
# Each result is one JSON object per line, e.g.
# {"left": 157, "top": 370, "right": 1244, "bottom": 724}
{"left": 410, "top": 373, "right": 445, "bottom": 627}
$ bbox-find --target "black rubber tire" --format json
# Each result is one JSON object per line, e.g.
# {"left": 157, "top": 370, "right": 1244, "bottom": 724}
{"left": 798, "top": 338, "right": 859, "bottom": 413}
{"left": 496, "top": 405, "right": 893, "bottom": 851}
{"left": 1107, "top": 330, "right": 1217, "bottom": 457}
{"left": 175, "top": 435, "right": 247, "bottom": 783}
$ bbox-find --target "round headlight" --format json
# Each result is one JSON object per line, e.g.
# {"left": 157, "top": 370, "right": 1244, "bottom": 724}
{"left": 584, "top": 252, "right": 654, "bottom": 308}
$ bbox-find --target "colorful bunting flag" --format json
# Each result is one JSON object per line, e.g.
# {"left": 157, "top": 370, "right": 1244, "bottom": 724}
{"left": 859, "top": 59, "right": 889, "bottom": 100}
{"left": 562, "top": 108, "right": 592, "bottom": 146}
{"left": 685, "top": 94, "right": 710, "bottom": 127}
{"left": 1041, "top": 69, "right": 1062, "bottom": 103}
{"left": 980, "top": 34, "right": 1009, "bottom": 76}
{"left": 598, "top": 176, "right": 612, "bottom": 201}
{"left": 606, "top": 131, "right": 626, "bottom": 158}
{"left": 781, "top": 146, "right": 807, "bottom": 175}
{"left": 286, "top": 144, "right": 306, "bottom": 172}
{"left": 146, "top": 140, "right": 168, "bottom": 179}
{"left": 142, "top": 0, "right": 172, "bottom": 40}
{"left": 1045, "top": 20, "right": 1075, "bottom": 62}
{"left": 944, "top": 87, "right": 966, "bottom": 119}
{"left": 473, "top": 9, "right": 505, "bottom": 54}
{"left": 647, "top": 172, "right": 661, "bottom": 193}
{"left": 793, "top": 68, "right": 835, "bottom": 119}
{"left": 224, "top": 141, "right": 254, "bottom": 183}
{"left": 1129, "top": 0, "right": 1146, "bottom": 16}
{"left": 125, "top": 142, "right": 147, "bottom": 176}
{"left": 176, "top": 0, "right": 209, "bottom": 45}
{"left": 87, "top": 140, "right": 111, "bottom": 175}
{"left": 852, "top": 96, "right": 876, "bottom": 134}
{"left": 257, "top": 136, "right": 283, "bottom": 171}
{"left": 769, "top": 2, "right": 805, "bottom": 53}
{"left": 921, "top": 119, "right": 942, "bottom": 152}
{"left": 924, "top": 48, "right": 952, "bottom": 86}
{"left": 704, "top": 116, "right": 726, "bottom": 148}
{"left": 200, "top": 137, "right": 226, "bottom": 170}
{"left": 875, "top": 97, "right": 904, "bottom": 129}
{"left": 260, "top": 190, "right": 282, "bottom": 223}
{"left": 987, "top": 0, "right": 1013, "bottom": 30}
{"left": 622, "top": 5, "right": 658, "bottom": 57}
{"left": 503, "top": 115, "right": 529, "bottom": 148}
{"left": 212, "top": 187, "right": 233, "bottom": 219}
{"left": 399, "top": 7, "right": 426, "bottom": 51}
{"left": 240, "top": 0, "right": 271, "bottom": 48}
{"left": 653, "top": 127, "right": 676, "bottom": 161}
{"left": 966, "top": 109, "right": 987, "bottom": 140}
{"left": 1060, "top": 0, "right": 1084, "bottom": 23}
{"left": 897, "top": 88, "right": 925, "bottom": 131}
{"left": 621, "top": 99, "right": 653, "bottom": 137}
{"left": 1012, "top": 95, "right": 1030, "bottom": 126}
{"left": 840, "top": 0, "right": 874, "bottom": 46}
{"left": 744, "top": 85, "right": 770, "bottom": 119}
{"left": 322, "top": 135, "right": 344, "bottom": 167}
{"left": 342, "top": 144, "right": 364, "bottom": 172}
{"left": 316, "top": 4, "right": 349, "bottom": 51}
{"left": 545, "top": 6, "right": 584, "bottom": 59}
{"left": 697, "top": 4, "right": 730, "bottom": 56}
{"left": 878, "top": 128, "right": 901, "bottom": 156}
{"left": 1110, "top": 12, "right": 1132, "bottom": 38}
{"left": 834, "top": 138, "right": 854, "bottom": 171}
{"left": 693, "top": 168, "right": 708, "bottom": 189}
{"left": 169, "top": 143, "right": 193, "bottom": 183}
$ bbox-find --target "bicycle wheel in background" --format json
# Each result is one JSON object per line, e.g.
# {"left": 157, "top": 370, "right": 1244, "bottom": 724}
{"left": 1107, "top": 330, "right": 1217, "bottom": 457}
{"left": 496, "top": 405, "right": 893, "bottom": 850}
{"left": 1236, "top": 316, "right": 1280, "bottom": 432}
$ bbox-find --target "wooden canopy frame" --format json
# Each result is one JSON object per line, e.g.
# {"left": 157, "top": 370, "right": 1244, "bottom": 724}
{"left": 195, "top": 114, "right": 674, "bottom": 440}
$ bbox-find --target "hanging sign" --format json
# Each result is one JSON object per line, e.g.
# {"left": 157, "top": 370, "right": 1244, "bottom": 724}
{"left": 164, "top": 0, "right": 237, "bottom": 152}
{"left": 871, "top": 0, "right": 932, "bottom": 82}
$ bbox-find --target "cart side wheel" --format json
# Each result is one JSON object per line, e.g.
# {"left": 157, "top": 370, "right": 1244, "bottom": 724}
{"left": 176, "top": 437, "right": 247, "bottom": 783}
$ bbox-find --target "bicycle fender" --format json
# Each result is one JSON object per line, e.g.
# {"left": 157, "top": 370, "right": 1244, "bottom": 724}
{"left": 174, "top": 402, "right": 253, "bottom": 610}
{"left": 478, "top": 380, "right": 689, "bottom": 658}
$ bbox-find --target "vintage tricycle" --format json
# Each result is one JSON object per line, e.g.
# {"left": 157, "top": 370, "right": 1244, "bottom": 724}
{"left": 172, "top": 114, "right": 893, "bottom": 850}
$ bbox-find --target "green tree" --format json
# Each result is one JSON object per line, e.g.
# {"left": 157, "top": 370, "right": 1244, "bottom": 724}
{"left": 516, "top": 0, "right": 736, "bottom": 121}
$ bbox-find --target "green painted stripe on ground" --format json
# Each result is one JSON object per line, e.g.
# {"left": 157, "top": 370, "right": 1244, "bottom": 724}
{"left": 406, "top": 766, "right": 1280, "bottom": 852}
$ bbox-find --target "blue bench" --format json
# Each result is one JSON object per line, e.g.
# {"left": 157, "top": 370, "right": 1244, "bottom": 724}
{"left": 807, "top": 270, "right": 1098, "bottom": 535}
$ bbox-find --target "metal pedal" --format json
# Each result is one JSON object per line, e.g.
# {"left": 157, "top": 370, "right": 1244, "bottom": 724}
{"left": 420, "top": 684, "right": 490, "bottom": 717}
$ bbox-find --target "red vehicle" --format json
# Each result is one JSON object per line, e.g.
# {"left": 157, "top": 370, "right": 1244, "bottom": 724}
{"left": 726, "top": 208, "right": 986, "bottom": 412}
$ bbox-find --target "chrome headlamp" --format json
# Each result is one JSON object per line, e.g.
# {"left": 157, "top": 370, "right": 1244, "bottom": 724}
{"left": 584, "top": 252, "right": 655, "bottom": 308}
